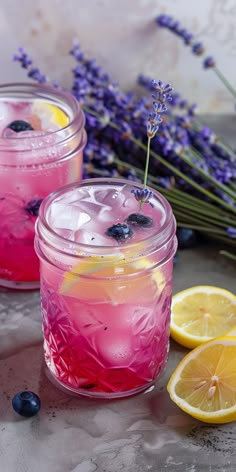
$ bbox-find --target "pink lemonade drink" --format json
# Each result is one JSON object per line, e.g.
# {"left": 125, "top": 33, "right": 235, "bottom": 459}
{"left": 0, "top": 83, "right": 86, "bottom": 289}
{"left": 35, "top": 178, "right": 177, "bottom": 398}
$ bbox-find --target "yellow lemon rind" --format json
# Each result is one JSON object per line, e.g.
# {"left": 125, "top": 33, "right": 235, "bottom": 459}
{"left": 33, "top": 101, "right": 69, "bottom": 128}
{"left": 170, "top": 285, "right": 236, "bottom": 349}
{"left": 167, "top": 336, "right": 236, "bottom": 424}
{"left": 225, "top": 325, "right": 236, "bottom": 337}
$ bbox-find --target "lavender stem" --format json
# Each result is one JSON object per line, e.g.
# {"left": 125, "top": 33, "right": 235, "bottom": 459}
{"left": 214, "top": 67, "right": 236, "bottom": 100}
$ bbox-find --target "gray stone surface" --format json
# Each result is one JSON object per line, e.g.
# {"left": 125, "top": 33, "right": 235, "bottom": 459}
{"left": 0, "top": 244, "right": 235, "bottom": 472}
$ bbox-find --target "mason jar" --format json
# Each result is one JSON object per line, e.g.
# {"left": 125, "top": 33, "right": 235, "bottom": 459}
{"left": 0, "top": 82, "right": 86, "bottom": 289}
{"left": 35, "top": 177, "right": 177, "bottom": 399}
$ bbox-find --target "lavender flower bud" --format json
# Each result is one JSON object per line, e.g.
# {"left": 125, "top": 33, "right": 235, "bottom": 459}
{"left": 226, "top": 227, "right": 236, "bottom": 239}
{"left": 203, "top": 56, "right": 216, "bottom": 68}
{"left": 131, "top": 188, "right": 153, "bottom": 205}
{"left": 192, "top": 42, "right": 205, "bottom": 56}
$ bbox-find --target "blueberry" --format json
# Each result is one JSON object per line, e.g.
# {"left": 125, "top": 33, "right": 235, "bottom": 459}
{"left": 7, "top": 120, "right": 34, "bottom": 133}
{"left": 177, "top": 227, "right": 198, "bottom": 249}
{"left": 25, "top": 198, "right": 43, "bottom": 216}
{"left": 106, "top": 223, "right": 133, "bottom": 240}
{"left": 126, "top": 212, "right": 153, "bottom": 228}
{"left": 12, "top": 391, "right": 41, "bottom": 417}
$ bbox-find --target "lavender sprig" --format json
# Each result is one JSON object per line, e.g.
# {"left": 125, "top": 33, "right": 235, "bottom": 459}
{"left": 156, "top": 14, "right": 236, "bottom": 101}
{"left": 13, "top": 48, "right": 48, "bottom": 83}
{"left": 13, "top": 46, "right": 236, "bottom": 253}
{"left": 132, "top": 79, "right": 173, "bottom": 209}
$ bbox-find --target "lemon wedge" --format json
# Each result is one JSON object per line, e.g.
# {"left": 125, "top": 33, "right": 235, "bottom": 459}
{"left": 225, "top": 325, "right": 236, "bottom": 337}
{"left": 60, "top": 254, "right": 166, "bottom": 305}
{"left": 33, "top": 101, "right": 69, "bottom": 129}
{"left": 170, "top": 285, "right": 236, "bottom": 349}
{"left": 167, "top": 336, "right": 236, "bottom": 424}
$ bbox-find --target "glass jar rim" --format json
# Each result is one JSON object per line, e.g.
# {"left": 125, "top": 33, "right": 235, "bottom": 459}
{"left": 0, "top": 82, "right": 85, "bottom": 149}
{"left": 36, "top": 177, "right": 176, "bottom": 259}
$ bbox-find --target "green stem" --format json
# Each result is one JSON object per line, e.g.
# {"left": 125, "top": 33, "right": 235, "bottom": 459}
{"left": 202, "top": 233, "right": 236, "bottom": 246}
{"left": 220, "top": 250, "right": 236, "bottom": 262}
{"left": 172, "top": 204, "right": 233, "bottom": 229}
{"left": 181, "top": 150, "right": 236, "bottom": 202}
{"left": 149, "top": 147, "right": 236, "bottom": 214}
{"left": 192, "top": 118, "right": 236, "bottom": 159}
{"left": 84, "top": 105, "right": 236, "bottom": 213}
{"left": 175, "top": 223, "right": 236, "bottom": 246}
{"left": 214, "top": 67, "right": 236, "bottom": 100}
{"left": 229, "top": 182, "right": 236, "bottom": 191}
{"left": 169, "top": 186, "right": 232, "bottom": 215}
{"left": 173, "top": 210, "right": 227, "bottom": 235}
{"left": 114, "top": 157, "right": 236, "bottom": 227}
{"left": 174, "top": 222, "right": 225, "bottom": 234}
{"left": 143, "top": 136, "right": 151, "bottom": 188}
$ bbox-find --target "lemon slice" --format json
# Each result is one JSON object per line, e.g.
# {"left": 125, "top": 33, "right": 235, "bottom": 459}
{"left": 60, "top": 254, "right": 166, "bottom": 305}
{"left": 60, "top": 254, "right": 125, "bottom": 294}
{"left": 225, "top": 325, "right": 236, "bottom": 337}
{"left": 32, "top": 101, "right": 69, "bottom": 129}
{"left": 167, "top": 336, "right": 236, "bottom": 424}
{"left": 170, "top": 286, "right": 236, "bottom": 349}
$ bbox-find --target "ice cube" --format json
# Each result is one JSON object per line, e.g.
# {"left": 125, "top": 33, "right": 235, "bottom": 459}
{"left": 96, "top": 184, "right": 138, "bottom": 214}
{"left": 96, "top": 329, "right": 133, "bottom": 367}
{"left": 95, "top": 188, "right": 125, "bottom": 206}
{"left": 66, "top": 188, "right": 96, "bottom": 206}
{"left": 54, "top": 228, "right": 75, "bottom": 240}
{"left": 122, "top": 189, "right": 138, "bottom": 211}
{"left": 53, "top": 189, "right": 82, "bottom": 207}
{"left": 48, "top": 202, "right": 91, "bottom": 231}
{"left": 74, "top": 188, "right": 111, "bottom": 219}
{"left": 74, "top": 229, "right": 110, "bottom": 246}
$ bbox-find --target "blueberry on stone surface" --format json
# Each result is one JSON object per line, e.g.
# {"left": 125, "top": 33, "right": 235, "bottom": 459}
{"left": 7, "top": 120, "right": 34, "bottom": 133}
{"left": 126, "top": 213, "right": 153, "bottom": 228}
{"left": 177, "top": 227, "right": 198, "bottom": 249}
{"left": 25, "top": 198, "right": 43, "bottom": 216}
{"left": 12, "top": 391, "right": 41, "bottom": 417}
{"left": 106, "top": 223, "right": 133, "bottom": 240}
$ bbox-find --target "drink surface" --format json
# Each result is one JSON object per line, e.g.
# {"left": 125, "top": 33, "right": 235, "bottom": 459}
{"left": 0, "top": 98, "right": 84, "bottom": 286}
{"left": 0, "top": 98, "right": 69, "bottom": 136}
{"left": 47, "top": 182, "right": 166, "bottom": 247}
{"left": 38, "top": 181, "right": 175, "bottom": 397}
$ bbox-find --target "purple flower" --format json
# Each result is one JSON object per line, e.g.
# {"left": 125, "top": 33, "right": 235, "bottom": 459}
{"left": 152, "top": 79, "right": 173, "bottom": 102}
{"left": 138, "top": 74, "right": 197, "bottom": 118}
{"left": 156, "top": 15, "right": 216, "bottom": 68}
{"left": 157, "top": 176, "right": 173, "bottom": 189}
{"left": 131, "top": 188, "right": 153, "bottom": 206}
{"left": 199, "top": 126, "right": 217, "bottom": 144}
{"left": 146, "top": 79, "right": 173, "bottom": 138}
{"left": 203, "top": 56, "right": 216, "bottom": 69}
{"left": 188, "top": 103, "right": 198, "bottom": 116}
{"left": 13, "top": 48, "right": 49, "bottom": 85}
{"left": 28, "top": 68, "right": 47, "bottom": 83}
{"left": 137, "top": 74, "right": 154, "bottom": 91}
{"left": 156, "top": 15, "right": 194, "bottom": 44}
{"left": 13, "top": 42, "right": 236, "bottom": 244}
{"left": 70, "top": 40, "right": 85, "bottom": 62}
{"left": 226, "top": 227, "right": 236, "bottom": 239}
{"left": 147, "top": 112, "right": 162, "bottom": 138}
{"left": 192, "top": 42, "right": 205, "bottom": 56}
{"left": 13, "top": 48, "right": 32, "bottom": 68}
